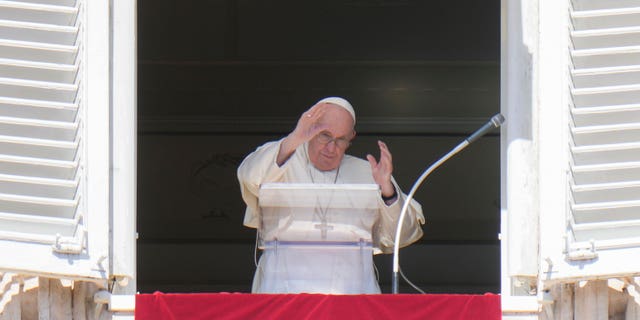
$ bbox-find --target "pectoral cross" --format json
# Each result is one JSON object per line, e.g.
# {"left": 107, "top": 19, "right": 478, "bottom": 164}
{"left": 314, "top": 219, "right": 334, "bottom": 240}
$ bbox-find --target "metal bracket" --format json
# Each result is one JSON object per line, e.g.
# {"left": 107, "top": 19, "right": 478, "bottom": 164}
{"left": 52, "top": 229, "right": 86, "bottom": 254}
{"left": 566, "top": 237, "right": 598, "bottom": 261}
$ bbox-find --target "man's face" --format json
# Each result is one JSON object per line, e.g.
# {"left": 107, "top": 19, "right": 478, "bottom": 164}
{"left": 308, "top": 104, "right": 355, "bottom": 171}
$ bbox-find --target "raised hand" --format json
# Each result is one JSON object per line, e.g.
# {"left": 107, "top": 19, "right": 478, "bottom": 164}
{"left": 277, "top": 103, "right": 330, "bottom": 166}
{"left": 366, "top": 140, "right": 396, "bottom": 199}
{"left": 289, "top": 103, "right": 331, "bottom": 146}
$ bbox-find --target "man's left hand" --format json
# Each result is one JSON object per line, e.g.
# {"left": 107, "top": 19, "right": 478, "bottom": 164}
{"left": 366, "top": 140, "right": 396, "bottom": 199}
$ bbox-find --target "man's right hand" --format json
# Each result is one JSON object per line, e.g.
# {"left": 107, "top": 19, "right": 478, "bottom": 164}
{"left": 276, "top": 103, "right": 330, "bottom": 166}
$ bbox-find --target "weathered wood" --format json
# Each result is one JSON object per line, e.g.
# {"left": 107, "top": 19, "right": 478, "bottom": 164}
{"left": 627, "top": 296, "right": 640, "bottom": 320}
{"left": 0, "top": 276, "right": 113, "bottom": 320}
{"left": 541, "top": 283, "right": 574, "bottom": 320}
{"left": 87, "top": 282, "right": 106, "bottom": 320}
{"left": 72, "top": 281, "right": 88, "bottom": 320}
{"left": 37, "top": 277, "right": 50, "bottom": 320}
{"left": 558, "top": 283, "right": 574, "bottom": 320}
{"left": 626, "top": 277, "right": 640, "bottom": 320}
{"left": 50, "top": 279, "right": 72, "bottom": 320}
{"left": 608, "top": 280, "right": 628, "bottom": 320}
{"left": 575, "top": 280, "right": 608, "bottom": 320}
{"left": 73, "top": 281, "right": 104, "bottom": 320}
{"left": 0, "top": 283, "right": 19, "bottom": 320}
{"left": 20, "top": 278, "right": 38, "bottom": 320}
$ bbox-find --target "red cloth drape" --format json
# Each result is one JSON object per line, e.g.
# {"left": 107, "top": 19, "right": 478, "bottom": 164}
{"left": 136, "top": 292, "right": 501, "bottom": 320}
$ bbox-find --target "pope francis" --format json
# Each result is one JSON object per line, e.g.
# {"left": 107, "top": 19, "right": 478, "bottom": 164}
{"left": 238, "top": 97, "right": 425, "bottom": 293}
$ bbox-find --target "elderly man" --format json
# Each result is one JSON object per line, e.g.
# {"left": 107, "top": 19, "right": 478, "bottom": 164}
{"left": 238, "top": 97, "right": 425, "bottom": 293}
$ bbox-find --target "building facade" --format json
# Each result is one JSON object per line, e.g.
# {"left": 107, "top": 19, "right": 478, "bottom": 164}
{"left": 502, "top": 0, "right": 640, "bottom": 318}
{"left": 0, "top": 0, "right": 135, "bottom": 319}
{"left": 0, "top": 0, "right": 639, "bottom": 319}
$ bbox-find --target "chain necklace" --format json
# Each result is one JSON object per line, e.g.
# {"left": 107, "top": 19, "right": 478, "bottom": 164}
{"left": 308, "top": 163, "right": 340, "bottom": 239}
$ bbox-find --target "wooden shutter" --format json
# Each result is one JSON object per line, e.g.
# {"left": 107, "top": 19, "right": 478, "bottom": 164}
{"left": 0, "top": 0, "right": 109, "bottom": 280}
{"left": 565, "top": 0, "right": 640, "bottom": 271}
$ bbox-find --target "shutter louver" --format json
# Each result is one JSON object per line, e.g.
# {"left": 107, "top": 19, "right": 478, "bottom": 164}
{"left": 568, "top": 0, "right": 640, "bottom": 257}
{"left": 0, "top": 0, "right": 84, "bottom": 253}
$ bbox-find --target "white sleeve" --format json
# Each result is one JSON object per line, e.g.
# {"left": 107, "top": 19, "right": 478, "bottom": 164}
{"left": 374, "top": 178, "right": 425, "bottom": 254}
{"left": 237, "top": 139, "right": 291, "bottom": 228}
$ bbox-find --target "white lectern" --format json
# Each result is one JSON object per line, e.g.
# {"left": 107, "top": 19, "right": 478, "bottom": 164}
{"left": 255, "top": 183, "right": 381, "bottom": 294}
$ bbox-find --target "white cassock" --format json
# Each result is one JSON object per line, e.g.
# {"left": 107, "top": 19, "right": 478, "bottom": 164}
{"left": 237, "top": 138, "right": 425, "bottom": 294}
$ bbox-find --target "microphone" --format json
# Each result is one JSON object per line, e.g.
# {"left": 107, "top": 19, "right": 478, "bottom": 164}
{"left": 466, "top": 113, "right": 505, "bottom": 144}
{"left": 391, "top": 113, "right": 505, "bottom": 294}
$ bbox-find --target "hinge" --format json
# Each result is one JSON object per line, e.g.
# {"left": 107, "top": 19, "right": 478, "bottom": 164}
{"left": 52, "top": 229, "right": 86, "bottom": 254}
{"left": 565, "top": 236, "right": 598, "bottom": 261}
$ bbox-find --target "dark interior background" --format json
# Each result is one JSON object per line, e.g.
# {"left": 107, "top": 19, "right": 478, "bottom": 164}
{"left": 137, "top": 0, "right": 501, "bottom": 293}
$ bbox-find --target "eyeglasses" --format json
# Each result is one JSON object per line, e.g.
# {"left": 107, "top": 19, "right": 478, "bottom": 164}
{"left": 316, "top": 132, "right": 351, "bottom": 149}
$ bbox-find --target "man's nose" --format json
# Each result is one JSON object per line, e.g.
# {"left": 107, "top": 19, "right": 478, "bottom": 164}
{"left": 324, "top": 140, "right": 337, "bottom": 152}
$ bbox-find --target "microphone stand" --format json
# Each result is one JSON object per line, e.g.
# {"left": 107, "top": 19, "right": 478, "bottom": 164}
{"left": 391, "top": 114, "right": 505, "bottom": 294}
